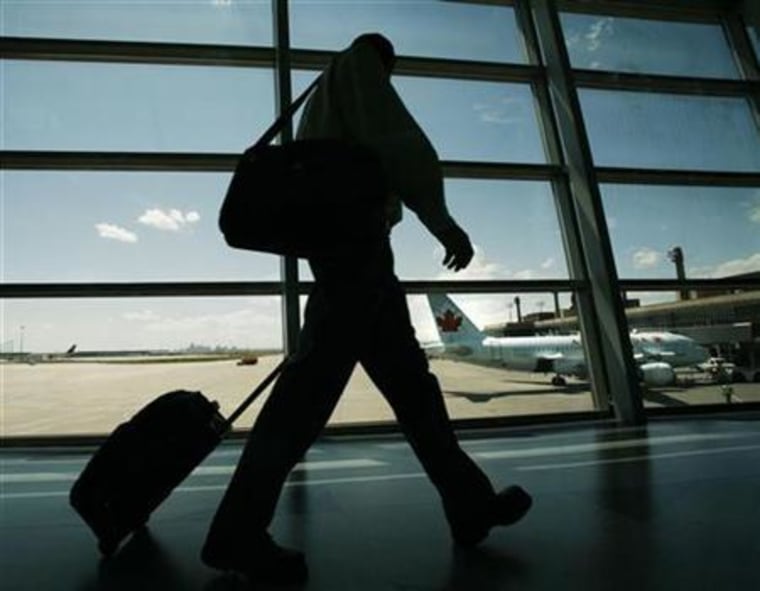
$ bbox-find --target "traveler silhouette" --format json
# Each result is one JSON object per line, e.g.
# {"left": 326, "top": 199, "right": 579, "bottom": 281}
{"left": 201, "top": 33, "right": 532, "bottom": 585}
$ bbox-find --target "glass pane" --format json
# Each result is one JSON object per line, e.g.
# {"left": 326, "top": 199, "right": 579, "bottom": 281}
{"left": 392, "top": 180, "right": 569, "bottom": 280}
{"left": 620, "top": 291, "right": 760, "bottom": 408}
{"left": 601, "top": 185, "right": 760, "bottom": 280}
{"left": 1, "top": 0, "right": 273, "bottom": 46}
{"left": 1, "top": 171, "right": 279, "bottom": 282}
{"left": 580, "top": 90, "right": 760, "bottom": 172}
{"left": 395, "top": 78, "right": 546, "bottom": 163}
{"left": 561, "top": 13, "right": 739, "bottom": 78}
{"left": 400, "top": 292, "right": 595, "bottom": 421}
{"left": 3, "top": 60, "right": 274, "bottom": 153}
{"left": 1, "top": 297, "right": 283, "bottom": 437}
{"left": 290, "top": 0, "right": 524, "bottom": 63}
{"left": 292, "top": 72, "right": 546, "bottom": 164}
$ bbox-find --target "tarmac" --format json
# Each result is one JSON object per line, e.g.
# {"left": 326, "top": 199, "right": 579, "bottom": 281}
{"left": 1, "top": 355, "right": 758, "bottom": 438}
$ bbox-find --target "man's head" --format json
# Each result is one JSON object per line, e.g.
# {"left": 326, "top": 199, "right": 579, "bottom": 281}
{"left": 351, "top": 33, "right": 396, "bottom": 73}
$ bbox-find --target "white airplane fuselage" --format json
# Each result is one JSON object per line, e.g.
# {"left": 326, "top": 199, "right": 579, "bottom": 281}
{"left": 427, "top": 294, "right": 709, "bottom": 387}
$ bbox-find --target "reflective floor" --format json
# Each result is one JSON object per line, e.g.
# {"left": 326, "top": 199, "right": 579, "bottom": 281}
{"left": 2, "top": 414, "right": 759, "bottom": 591}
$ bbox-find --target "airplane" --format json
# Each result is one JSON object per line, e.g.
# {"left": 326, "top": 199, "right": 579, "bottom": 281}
{"left": 426, "top": 293, "right": 709, "bottom": 387}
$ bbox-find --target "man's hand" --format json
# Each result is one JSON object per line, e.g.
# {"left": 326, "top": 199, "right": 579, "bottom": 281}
{"left": 437, "top": 224, "right": 474, "bottom": 272}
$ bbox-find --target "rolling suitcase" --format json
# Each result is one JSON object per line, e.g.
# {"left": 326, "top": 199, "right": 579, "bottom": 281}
{"left": 69, "top": 357, "right": 287, "bottom": 557}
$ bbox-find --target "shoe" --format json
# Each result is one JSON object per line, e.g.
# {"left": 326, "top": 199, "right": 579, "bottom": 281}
{"left": 452, "top": 485, "right": 533, "bottom": 548}
{"left": 493, "top": 485, "right": 533, "bottom": 527}
{"left": 201, "top": 532, "right": 308, "bottom": 585}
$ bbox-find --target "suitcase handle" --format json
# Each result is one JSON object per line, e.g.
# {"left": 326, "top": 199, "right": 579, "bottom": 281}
{"left": 222, "top": 356, "right": 289, "bottom": 432}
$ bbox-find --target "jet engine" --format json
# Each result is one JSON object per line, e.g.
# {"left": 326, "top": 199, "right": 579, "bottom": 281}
{"left": 639, "top": 362, "right": 676, "bottom": 387}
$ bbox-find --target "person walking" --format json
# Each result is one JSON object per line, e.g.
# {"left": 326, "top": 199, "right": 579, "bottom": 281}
{"left": 202, "top": 33, "right": 532, "bottom": 585}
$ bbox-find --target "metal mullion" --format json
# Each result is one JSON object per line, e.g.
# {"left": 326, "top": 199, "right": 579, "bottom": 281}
{"left": 0, "top": 36, "right": 276, "bottom": 68}
{"left": 0, "top": 282, "right": 283, "bottom": 299}
{"left": 722, "top": 10, "right": 760, "bottom": 131}
{"left": 574, "top": 69, "right": 754, "bottom": 97}
{"left": 555, "top": 0, "right": 726, "bottom": 23}
{"left": 288, "top": 48, "right": 543, "bottom": 84}
{"left": 0, "top": 151, "right": 238, "bottom": 172}
{"left": 596, "top": 167, "right": 760, "bottom": 187}
{"left": 442, "top": 161, "right": 563, "bottom": 181}
{"left": 517, "top": 0, "right": 611, "bottom": 412}
{"left": 619, "top": 279, "right": 760, "bottom": 292}
{"left": 530, "top": 0, "right": 644, "bottom": 426}
{"left": 272, "top": 0, "right": 301, "bottom": 356}
{"left": 402, "top": 279, "right": 585, "bottom": 294}
{"left": 1, "top": 151, "right": 565, "bottom": 180}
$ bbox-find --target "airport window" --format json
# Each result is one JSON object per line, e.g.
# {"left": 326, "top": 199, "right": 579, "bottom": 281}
{"left": 560, "top": 13, "right": 740, "bottom": 78}
{"left": 1, "top": 296, "right": 284, "bottom": 438}
{"left": 290, "top": 0, "right": 525, "bottom": 64}
{"left": 382, "top": 291, "right": 595, "bottom": 422}
{"left": 3, "top": 60, "right": 275, "bottom": 153}
{"left": 579, "top": 90, "right": 760, "bottom": 172}
{"left": 601, "top": 185, "right": 760, "bottom": 281}
{"left": 619, "top": 291, "right": 760, "bottom": 401}
{"left": 394, "top": 78, "right": 546, "bottom": 164}
{"left": 0, "top": 0, "right": 274, "bottom": 46}
{"left": 293, "top": 73, "right": 547, "bottom": 164}
{"left": 2, "top": 171, "right": 280, "bottom": 283}
{"left": 392, "top": 180, "right": 570, "bottom": 281}
{"left": 3, "top": 0, "right": 760, "bottom": 439}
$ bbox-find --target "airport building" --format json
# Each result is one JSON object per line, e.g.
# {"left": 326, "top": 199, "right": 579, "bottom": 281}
{"left": 1, "top": 2, "right": 759, "bottom": 590}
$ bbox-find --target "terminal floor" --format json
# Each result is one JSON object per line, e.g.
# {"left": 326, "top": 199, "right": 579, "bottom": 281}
{"left": 2, "top": 414, "right": 759, "bottom": 591}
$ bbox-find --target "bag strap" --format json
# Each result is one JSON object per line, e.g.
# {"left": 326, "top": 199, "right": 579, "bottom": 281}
{"left": 222, "top": 356, "right": 289, "bottom": 431}
{"left": 252, "top": 76, "right": 322, "bottom": 150}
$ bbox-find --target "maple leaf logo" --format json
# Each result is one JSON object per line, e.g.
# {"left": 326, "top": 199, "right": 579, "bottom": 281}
{"left": 436, "top": 309, "right": 462, "bottom": 333}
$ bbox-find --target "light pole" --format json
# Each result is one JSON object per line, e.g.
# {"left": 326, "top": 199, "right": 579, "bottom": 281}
{"left": 19, "top": 325, "right": 25, "bottom": 355}
{"left": 667, "top": 246, "right": 689, "bottom": 301}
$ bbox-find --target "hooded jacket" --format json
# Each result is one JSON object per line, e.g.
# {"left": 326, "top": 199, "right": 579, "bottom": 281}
{"left": 296, "top": 41, "right": 455, "bottom": 237}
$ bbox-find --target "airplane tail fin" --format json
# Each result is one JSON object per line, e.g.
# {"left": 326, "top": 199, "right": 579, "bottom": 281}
{"left": 426, "top": 293, "right": 485, "bottom": 347}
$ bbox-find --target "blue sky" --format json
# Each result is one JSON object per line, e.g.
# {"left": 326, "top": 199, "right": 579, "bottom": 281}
{"left": 2, "top": 1, "right": 759, "bottom": 352}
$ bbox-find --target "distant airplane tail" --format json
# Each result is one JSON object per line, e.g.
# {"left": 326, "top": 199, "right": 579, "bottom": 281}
{"left": 426, "top": 293, "right": 485, "bottom": 349}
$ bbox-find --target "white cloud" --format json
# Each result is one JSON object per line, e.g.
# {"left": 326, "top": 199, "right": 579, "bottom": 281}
{"left": 540, "top": 257, "right": 556, "bottom": 270}
{"left": 123, "top": 310, "right": 160, "bottom": 322}
{"left": 691, "top": 252, "right": 760, "bottom": 278}
{"left": 750, "top": 206, "right": 760, "bottom": 224}
{"left": 473, "top": 96, "right": 523, "bottom": 126}
{"left": 632, "top": 247, "right": 661, "bottom": 269}
{"left": 95, "top": 223, "right": 137, "bottom": 243}
{"left": 585, "top": 17, "right": 614, "bottom": 52}
{"left": 138, "top": 208, "right": 200, "bottom": 231}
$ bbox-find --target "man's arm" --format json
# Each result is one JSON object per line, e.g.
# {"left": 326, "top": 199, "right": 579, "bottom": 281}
{"left": 335, "top": 44, "right": 474, "bottom": 270}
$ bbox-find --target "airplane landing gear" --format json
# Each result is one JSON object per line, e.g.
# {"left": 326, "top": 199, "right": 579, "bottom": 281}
{"left": 551, "top": 375, "right": 566, "bottom": 387}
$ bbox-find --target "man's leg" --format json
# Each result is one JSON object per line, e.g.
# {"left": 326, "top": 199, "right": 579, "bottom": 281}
{"left": 360, "top": 279, "right": 531, "bottom": 545}
{"left": 202, "top": 282, "right": 358, "bottom": 575}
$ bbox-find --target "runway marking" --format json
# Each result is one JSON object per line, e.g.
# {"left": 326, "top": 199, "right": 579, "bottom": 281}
{"left": 0, "top": 458, "right": 385, "bottom": 485}
{"left": 472, "top": 432, "right": 758, "bottom": 461}
{"left": 516, "top": 444, "right": 760, "bottom": 471}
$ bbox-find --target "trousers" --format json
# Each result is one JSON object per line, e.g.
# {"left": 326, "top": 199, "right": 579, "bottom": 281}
{"left": 205, "top": 239, "right": 495, "bottom": 545}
